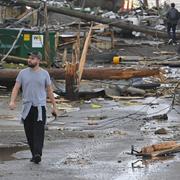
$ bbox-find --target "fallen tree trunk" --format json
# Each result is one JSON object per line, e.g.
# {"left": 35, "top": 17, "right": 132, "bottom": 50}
{"left": 15, "top": 0, "right": 180, "bottom": 39}
{"left": 0, "top": 67, "right": 160, "bottom": 81}
{"left": 0, "top": 54, "right": 47, "bottom": 66}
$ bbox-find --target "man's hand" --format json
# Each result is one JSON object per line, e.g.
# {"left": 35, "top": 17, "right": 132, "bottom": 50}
{"left": 51, "top": 106, "right": 58, "bottom": 117}
{"left": 9, "top": 101, "right": 16, "bottom": 110}
{"left": 9, "top": 82, "right": 20, "bottom": 110}
{"left": 47, "top": 84, "right": 58, "bottom": 117}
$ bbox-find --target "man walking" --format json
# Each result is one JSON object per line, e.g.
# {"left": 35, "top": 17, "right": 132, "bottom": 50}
{"left": 9, "top": 51, "right": 57, "bottom": 164}
{"left": 166, "top": 3, "right": 180, "bottom": 44}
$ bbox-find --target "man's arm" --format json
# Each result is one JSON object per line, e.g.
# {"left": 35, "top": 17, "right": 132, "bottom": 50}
{"left": 47, "top": 84, "right": 57, "bottom": 115}
{"left": 9, "top": 82, "right": 21, "bottom": 110}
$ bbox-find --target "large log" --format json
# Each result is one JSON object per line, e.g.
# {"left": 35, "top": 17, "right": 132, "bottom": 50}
{"left": 0, "top": 54, "right": 47, "bottom": 66}
{"left": 14, "top": 0, "right": 180, "bottom": 39}
{"left": 0, "top": 67, "right": 160, "bottom": 81}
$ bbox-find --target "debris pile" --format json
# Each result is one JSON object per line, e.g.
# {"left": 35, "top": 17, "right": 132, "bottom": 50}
{"left": 139, "top": 141, "right": 180, "bottom": 157}
{"left": 0, "top": 1, "right": 180, "bottom": 177}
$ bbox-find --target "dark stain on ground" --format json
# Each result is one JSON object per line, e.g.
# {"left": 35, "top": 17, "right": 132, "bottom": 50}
{"left": 0, "top": 145, "right": 28, "bottom": 161}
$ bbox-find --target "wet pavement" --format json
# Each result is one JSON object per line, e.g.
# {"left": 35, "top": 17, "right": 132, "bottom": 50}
{"left": 0, "top": 88, "right": 180, "bottom": 179}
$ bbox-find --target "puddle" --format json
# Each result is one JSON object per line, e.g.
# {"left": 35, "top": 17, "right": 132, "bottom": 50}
{"left": 131, "top": 155, "right": 175, "bottom": 169}
{"left": 0, "top": 145, "right": 28, "bottom": 161}
{"left": 115, "top": 153, "right": 180, "bottom": 180}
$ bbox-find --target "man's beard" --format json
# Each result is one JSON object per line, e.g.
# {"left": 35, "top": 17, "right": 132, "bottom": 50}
{"left": 28, "top": 63, "right": 37, "bottom": 68}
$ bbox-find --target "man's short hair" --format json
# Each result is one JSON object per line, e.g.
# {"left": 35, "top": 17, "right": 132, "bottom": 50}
{"left": 28, "top": 51, "right": 42, "bottom": 60}
{"left": 171, "top": 3, "right": 175, "bottom": 8}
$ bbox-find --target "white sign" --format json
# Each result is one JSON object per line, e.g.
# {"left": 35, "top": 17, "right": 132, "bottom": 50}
{"left": 32, "top": 35, "right": 44, "bottom": 48}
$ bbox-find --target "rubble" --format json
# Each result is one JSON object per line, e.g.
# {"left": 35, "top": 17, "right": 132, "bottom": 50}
{"left": 154, "top": 128, "right": 168, "bottom": 135}
{"left": 0, "top": 0, "right": 180, "bottom": 179}
{"left": 138, "top": 141, "right": 180, "bottom": 157}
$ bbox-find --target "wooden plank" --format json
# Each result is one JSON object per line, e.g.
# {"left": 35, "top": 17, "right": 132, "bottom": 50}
{"left": 151, "top": 145, "right": 180, "bottom": 157}
{"left": 141, "top": 141, "right": 177, "bottom": 154}
{"left": 78, "top": 25, "right": 92, "bottom": 85}
{"left": 138, "top": 141, "right": 180, "bottom": 157}
{"left": 153, "top": 141, "right": 177, "bottom": 151}
{"left": 139, "top": 145, "right": 180, "bottom": 157}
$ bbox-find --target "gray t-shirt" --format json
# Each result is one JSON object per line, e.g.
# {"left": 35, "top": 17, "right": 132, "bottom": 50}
{"left": 16, "top": 67, "right": 51, "bottom": 121}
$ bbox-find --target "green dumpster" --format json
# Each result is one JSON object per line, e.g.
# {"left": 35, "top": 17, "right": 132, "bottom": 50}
{"left": 0, "top": 28, "right": 56, "bottom": 62}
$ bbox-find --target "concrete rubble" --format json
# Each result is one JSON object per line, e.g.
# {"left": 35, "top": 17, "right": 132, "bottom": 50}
{"left": 0, "top": 0, "right": 180, "bottom": 179}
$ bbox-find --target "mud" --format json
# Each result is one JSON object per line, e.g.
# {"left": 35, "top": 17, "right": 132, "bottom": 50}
{"left": 0, "top": 145, "right": 28, "bottom": 161}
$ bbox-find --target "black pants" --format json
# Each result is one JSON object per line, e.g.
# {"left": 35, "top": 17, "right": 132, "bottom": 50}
{"left": 23, "top": 106, "right": 46, "bottom": 157}
{"left": 167, "top": 22, "right": 177, "bottom": 42}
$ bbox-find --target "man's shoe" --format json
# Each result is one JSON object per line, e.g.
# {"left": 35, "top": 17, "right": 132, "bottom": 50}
{"left": 34, "top": 154, "right": 41, "bottom": 164}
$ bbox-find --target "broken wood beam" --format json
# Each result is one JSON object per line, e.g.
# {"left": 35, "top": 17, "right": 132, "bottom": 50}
{"left": 0, "top": 67, "right": 161, "bottom": 87}
{"left": 139, "top": 141, "right": 180, "bottom": 157}
{"left": 80, "top": 67, "right": 161, "bottom": 80}
{"left": 0, "top": 67, "right": 161, "bottom": 80}
{"left": 15, "top": 0, "right": 180, "bottom": 39}
{"left": 78, "top": 25, "right": 92, "bottom": 85}
{"left": 65, "top": 63, "right": 78, "bottom": 100}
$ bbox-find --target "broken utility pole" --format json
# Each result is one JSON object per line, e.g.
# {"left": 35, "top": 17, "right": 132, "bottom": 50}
{"left": 0, "top": 67, "right": 162, "bottom": 94}
{"left": 0, "top": 67, "right": 161, "bottom": 82}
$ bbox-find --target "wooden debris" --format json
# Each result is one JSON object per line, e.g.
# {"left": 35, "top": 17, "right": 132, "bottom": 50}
{"left": 81, "top": 67, "right": 161, "bottom": 80}
{"left": 152, "top": 141, "right": 177, "bottom": 151}
{"left": 0, "top": 54, "right": 47, "bottom": 66}
{"left": 15, "top": 0, "right": 180, "bottom": 39}
{"left": 141, "top": 146, "right": 154, "bottom": 154}
{"left": 78, "top": 25, "right": 92, "bottom": 85}
{"left": 106, "top": 95, "right": 143, "bottom": 100}
{"left": 0, "top": 67, "right": 161, "bottom": 82}
{"left": 65, "top": 63, "right": 78, "bottom": 100}
{"left": 139, "top": 141, "right": 180, "bottom": 157}
{"left": 62, "top": 48, "right": 67, "bottom": 67}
